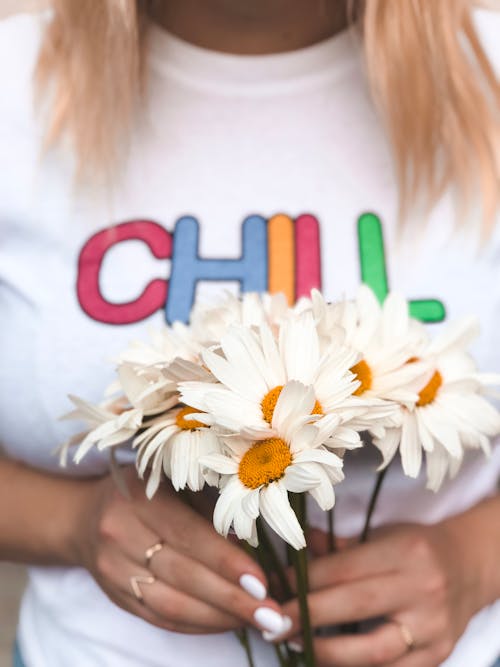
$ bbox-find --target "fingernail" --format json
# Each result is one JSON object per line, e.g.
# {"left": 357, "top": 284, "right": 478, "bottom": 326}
{"left": 262, "top": 616, "right": 293, "bottom": 641}
{"left": 239, "top": 574, "right": 267, "bottom": 601}
{"left": 287, "top": 641, "right": 304, "bottom": 653}
{"left": 254, "top": 608, "right": 289, "bottom": 634}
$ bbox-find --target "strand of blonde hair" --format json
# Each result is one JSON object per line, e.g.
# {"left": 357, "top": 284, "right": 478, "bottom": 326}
{"left": 37, "top": 0, "right": 499, "bottom": 230}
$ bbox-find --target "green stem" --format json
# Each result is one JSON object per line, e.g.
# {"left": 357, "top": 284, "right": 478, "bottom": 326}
{"left": 236, "top": 629, "right": 256, "bottom": 667}
{"left": 293, "top": 546, "right": 315, "bottom": 666}
{"left": 273, "top": 643, "right": 288, "bottom": 667}
{"left": 360, "top": 467, "right": 388, "bottom": 543}
{"left": 327, "top": 507, "right": 336, "bottom": 553}
{"left": 257, "top": 518, "right": 294, "bottom": 600}
{"left": 241, "top": 544, "right": 297, "bottom": 667}
{"left": 290, "top": 493, "right": 315, "bottom": 667}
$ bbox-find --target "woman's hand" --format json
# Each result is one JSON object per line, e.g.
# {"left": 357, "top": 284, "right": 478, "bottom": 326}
{"left": 282, "top": 502, "right": 500, "bottom": 667}
{"left": 73, "top": 466, "right": 289, "bottom": 637}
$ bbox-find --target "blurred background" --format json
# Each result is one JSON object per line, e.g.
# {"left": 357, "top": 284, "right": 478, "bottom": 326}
{"left": 0, "top": 0, "right": 43, "bottom": 15}
{"left": 0, "top": 6, "right": 38, "bottom": 663}
{"left": 0, "top": 4, "right": 42, "bottom": 663}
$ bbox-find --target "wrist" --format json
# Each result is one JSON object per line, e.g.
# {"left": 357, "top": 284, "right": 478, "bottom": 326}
{"left": 51, "top": 474, "right": 105, "bottom": 568}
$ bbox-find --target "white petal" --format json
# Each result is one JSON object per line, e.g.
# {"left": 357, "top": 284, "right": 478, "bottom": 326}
{"left": 260, "top": 323, "right": 286, "bottom": 385}
{"left": 205, "top": 389, "right": 265, "bottom": 432}
{"left": 279, "top": 312, "right": 319, "bottom": 384}
{"left": 373, "top": 428, "right": 401, "bottom": 470}
{"left": 202, "top": 347, "right": 262, "bottom": 402}
{"left": 170, "top": 433, "right": 191, "bottom": 491}
{"left": 400, "top": 412, "right": 422, "bottom": 478}
{"left": 418, "top": 404, "right": 462, "bottom": 457}
{"left": 283, "top": 464, "right": 321, "bottom": 492}
{"left": 289, "top": 424, "right": 321, "bottom": 453}
{"left": 242, "top": 488, "right": 261, "bottom": 519}
{"left": 382, "top": 292, "right": 410, "bottom": 341}
{"left": 307, "top": 465, "right": 335, "bottom": 510}
{"left": 220, "top": 327, "right": 269, "bottom": 396}
{"left": 425, "top": 444, "right": 451, "bottom": 492}
{"left": 136, "top": 425, "right": 177, "bottom": 476}
{"left": 309, "top": 414, "right": 342, "bottom": 446}
{"left": 324, "top": 426, "right": 361, "bottom": 450}
{"left": 260, "top": 483, "right": 306, "bottom": 550}
{"left": 200, "top": 453, "right": 239, "bottom": 475}
{"left": 428, "top": 316, "right": 480, "bottom": 356}
{"left": 272, "top": 381, "right": 315, "bottom": 438}
{"left": 213, "top": 478, "right": 246, "bottom": 537}
{"left": 233, "top": 507, "right": 255, "bottom": 542}
{"left": 294, "top": 447, "right": 343, "bottom": 469}
{"left": 145, "top": 444, "right": 165, "bottom": 499}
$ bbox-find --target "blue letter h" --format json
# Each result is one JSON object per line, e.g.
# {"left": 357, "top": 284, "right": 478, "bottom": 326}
{"left": 166, "top": 215, "right": 268, "bottom": 323}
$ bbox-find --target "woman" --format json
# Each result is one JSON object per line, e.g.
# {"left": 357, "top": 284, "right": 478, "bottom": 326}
{"left": 1, "top": 1, "right": 499, "bottom": 666}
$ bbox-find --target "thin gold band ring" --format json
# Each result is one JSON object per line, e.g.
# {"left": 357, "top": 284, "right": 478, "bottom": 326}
{"left": 392, "top": 620, "right": 416, "bottom": 652}
{"left": 145, "top": 540, "right": 164, "bottom": 569}
{"left": 130, "top": 574, "right": 155, "bottom": 604}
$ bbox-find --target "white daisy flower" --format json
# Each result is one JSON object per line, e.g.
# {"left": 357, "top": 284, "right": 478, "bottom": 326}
{"left": 107, "top": 324, "right": 207, "bottom": 409}
{"left": 374, "top": 317, "right": 500, "bottom": 491}
{"left": 200, "top": 382, "right": 345, "bottom": 550}
{"left": 116, "top": 355, "right": 215, "bottom": 418}
{"left": 180, "top": 312, "right": 375, "bottom": 450}
{"left": 115, "top": 322, "right": 201, "bottom": 367}
{"left": 189, "top": 291, "right": 289, "bottom": 345}
{"left": 59, "top": 395, "right": 143, "bottom": 466}
{"left": 134, "top": 404, "right": 222, "bottom": 498}
{"left": 116, "top": 364, "right": 180, "bottom": 416}
{"left": 307, "top": 286, "right": 431, "bottom": 408}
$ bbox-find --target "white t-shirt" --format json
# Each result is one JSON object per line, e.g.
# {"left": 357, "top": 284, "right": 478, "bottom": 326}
{"left": 1, "top": 10, "right": 500, "bottom": 667}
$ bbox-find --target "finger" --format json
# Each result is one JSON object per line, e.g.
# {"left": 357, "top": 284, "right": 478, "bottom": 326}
{"left": 98, "top": 500, "right": 162, "bottom": 567}
{"left": 100, "top": 496, "right": 288, "bottom": 634}
{"left": 149, "top": 541, "right": 286, "bottom": 631}
{"left": 306, "top": 536, "right": 407, "bottom": 591}
{"left": 307, "top": 528, "right": 355, "bottom": 557}
{"left": 143, "top": 575, "right": 244, "bottom": 633}
{"left": 383, "top": 649, "right": 437, "bottom": 667}
{"left": 311, "top": 623, "right": 413, "bottom": 667}
{"left": 308, "top": 527, "right": 331, "bottom": 556}
{"left": 138, "top": 488, "right": 271, "bottom": 598}
{"left": 105, "top": 583, "right": 216, "bottom": 635}
{"left": 283, "top": 574, "right": 411, "bottom": 628}
{"left": 101, "top": 548, "right": 244, "bottom": 633}
{"left": 94, "top": 551, "right": 216, "bottom": 634}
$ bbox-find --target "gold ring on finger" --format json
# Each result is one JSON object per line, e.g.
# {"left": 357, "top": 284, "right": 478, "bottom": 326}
{"left": 130, "top": 574, "right": 156, "bottom": 604}
{"left": 391, "top": 620, "right": 416, "bottom": 652}
{"left": 145, "top": 540, "right": 164, "bottom": 569}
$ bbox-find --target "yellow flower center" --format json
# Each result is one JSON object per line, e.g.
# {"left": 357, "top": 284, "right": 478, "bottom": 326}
{"left": 238, "top": 438, "right": 293, "bottom": 489}
{"left": 261, "top": 385, "right": 323, "bottom": 424}
{"left": 350, "top": 360, "right": 373, "bottom": 395}
{"left": 261, "top": 386, "right": 283, "bottom": 423}
{"left": 417, "top": 370, "right": 443, "bottom": 407}
{"left": 175, "top": 406, "right": 206, "bottom": 430}
{"left": 311, "top": 399, "right": 324, "bottom": 416}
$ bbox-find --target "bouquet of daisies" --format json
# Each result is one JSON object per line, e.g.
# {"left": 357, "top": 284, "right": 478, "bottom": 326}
{"left": 60, "top": 286, "right": 500, "bottom": 667}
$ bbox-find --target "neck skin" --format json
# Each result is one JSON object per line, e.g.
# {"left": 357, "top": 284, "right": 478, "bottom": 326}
{"left": 148, "top": 0, "right": 349, "bottom": 55}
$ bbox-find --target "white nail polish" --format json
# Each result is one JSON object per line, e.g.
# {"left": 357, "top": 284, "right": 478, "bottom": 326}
{"left": 254, "top": 608, "right": 289, "bottom": 634}
{"left": 262, "top": 616, "right": 293, "bottom": 641}
{"left": 239, "top": 574, "right": 267, "bottom": 601}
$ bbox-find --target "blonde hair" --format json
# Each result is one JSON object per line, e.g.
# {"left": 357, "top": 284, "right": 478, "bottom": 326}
{"left": 37, "top": 1, "right": 500, "bottom": 229}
